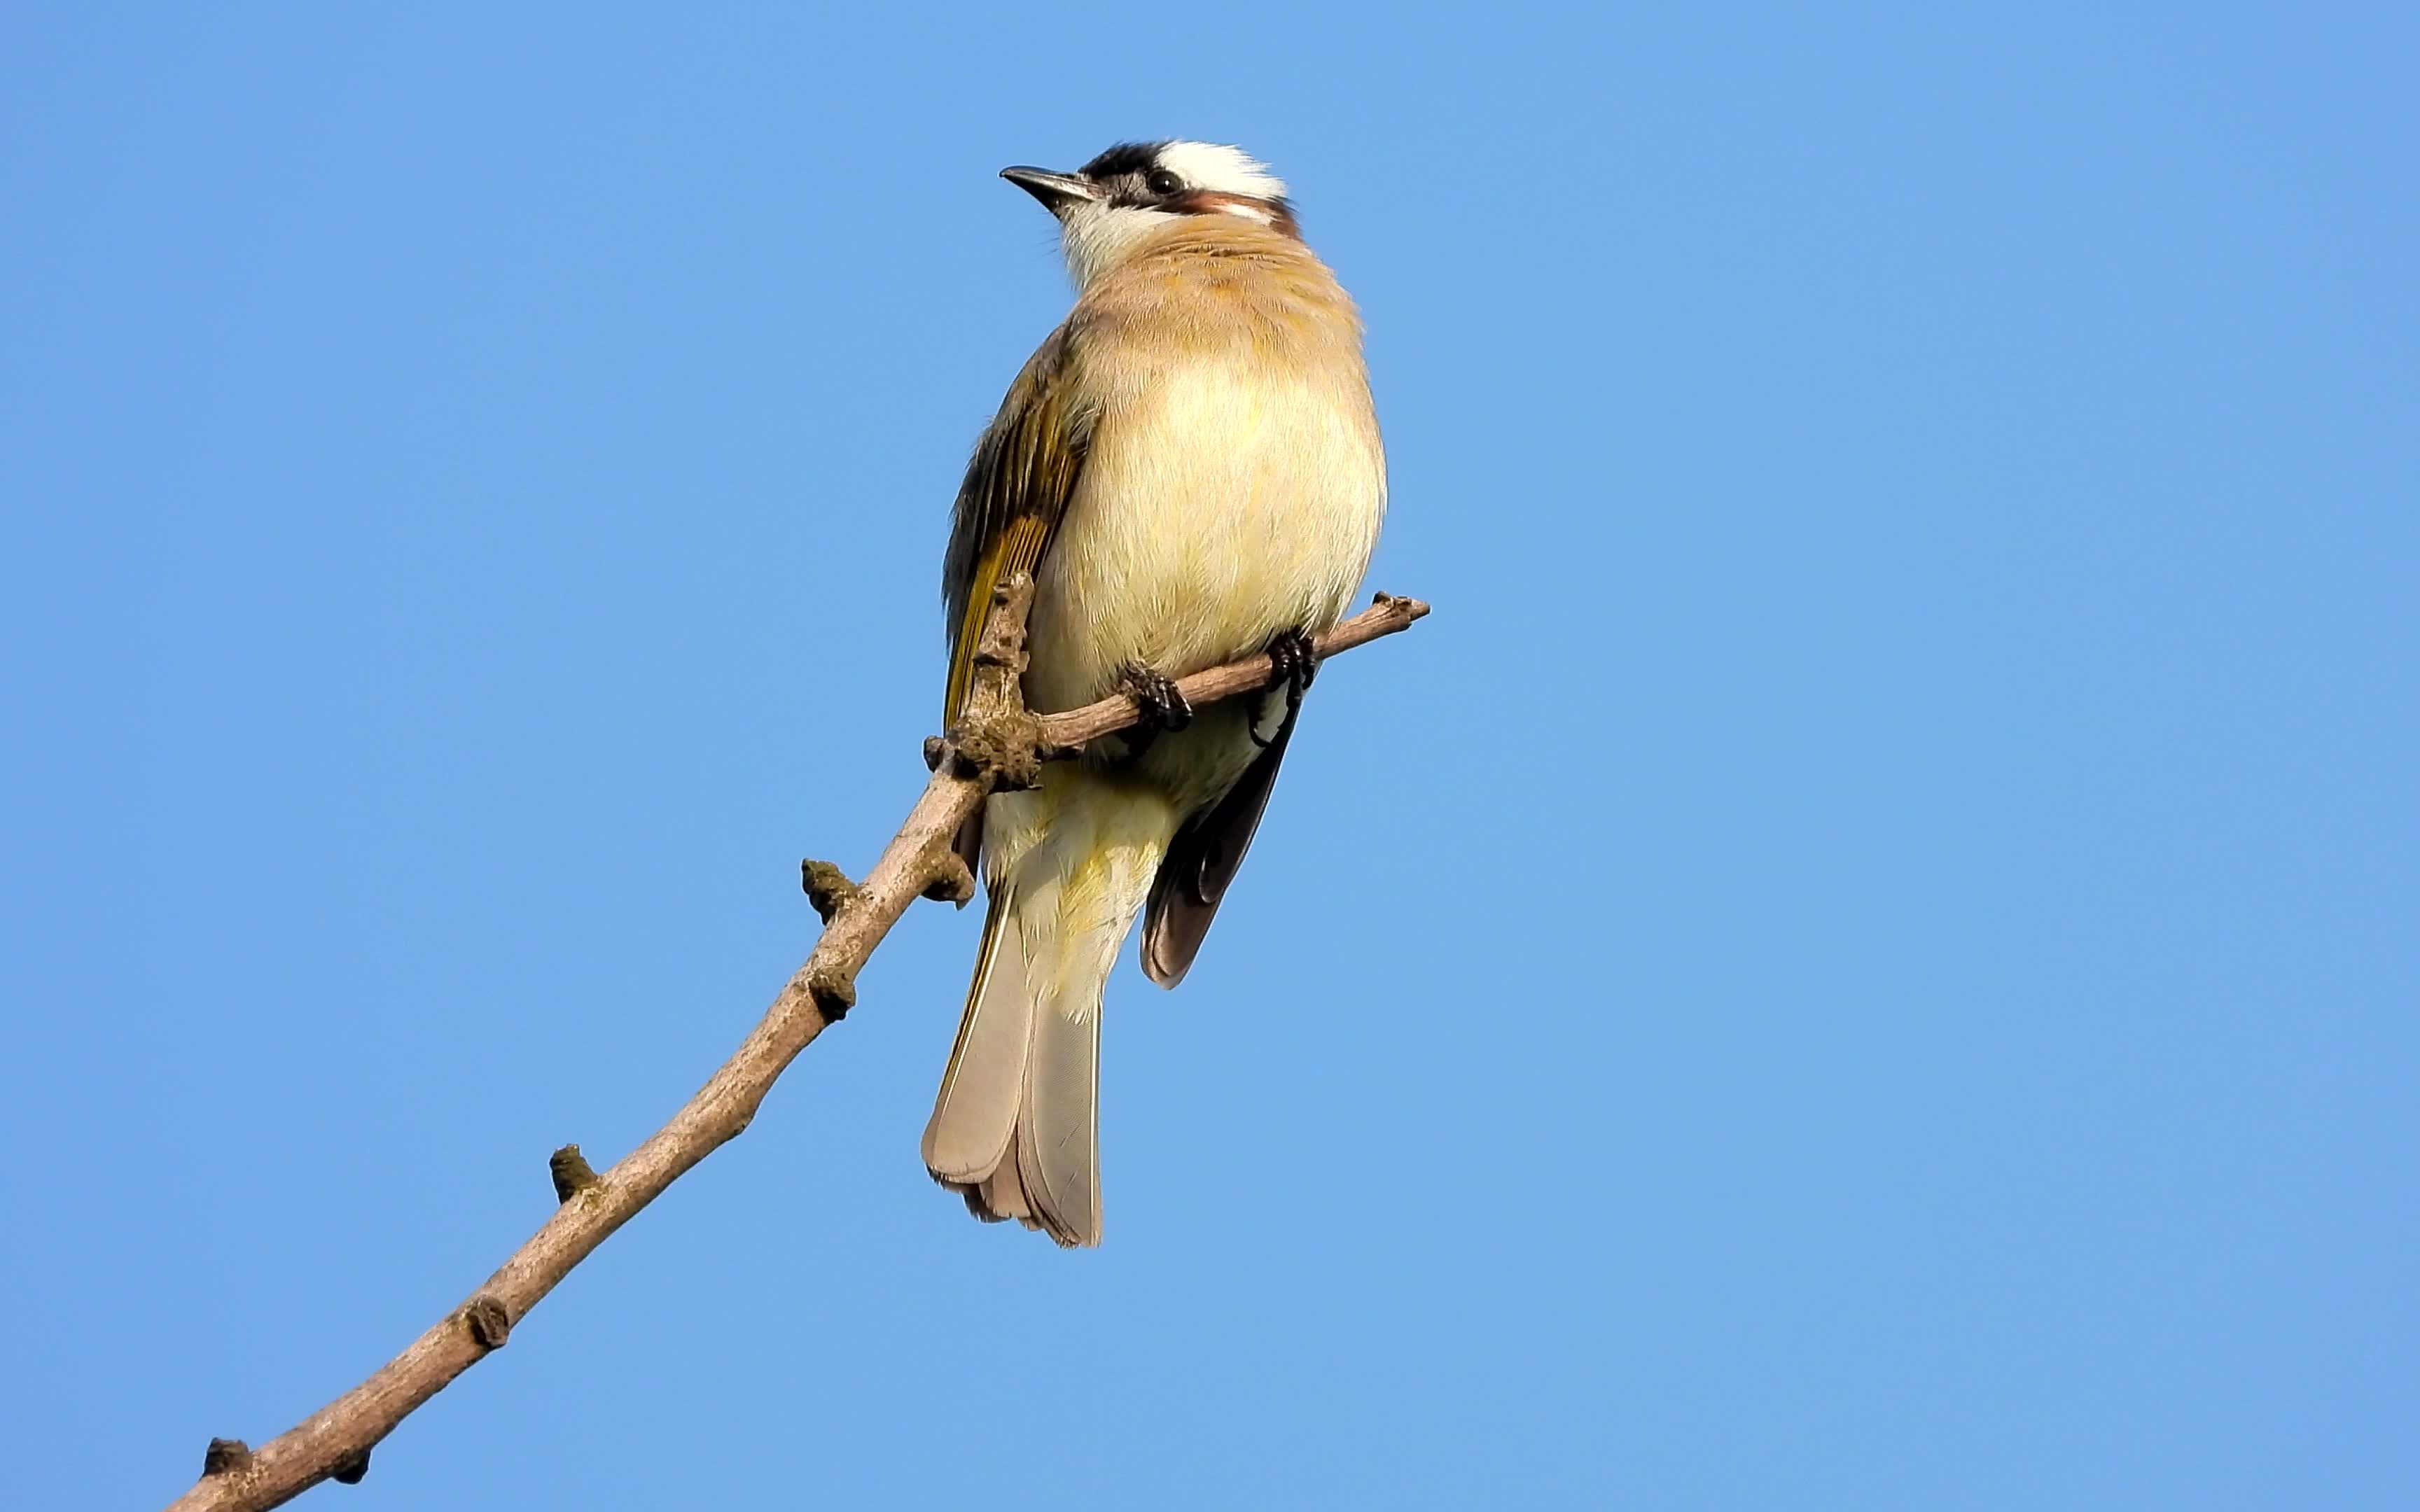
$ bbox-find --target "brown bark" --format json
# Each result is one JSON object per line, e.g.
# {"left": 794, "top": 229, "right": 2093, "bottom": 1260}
{"left": 165, "top": 583, "right": 1428, "bottom": 1511}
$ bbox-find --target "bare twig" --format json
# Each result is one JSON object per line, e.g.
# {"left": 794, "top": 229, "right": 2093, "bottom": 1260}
{"left": 1037, "top": 591, "right": 1430, "bottom": 750}
{"left": 165, "top": 584, "right": 1428, "bottom": 1511}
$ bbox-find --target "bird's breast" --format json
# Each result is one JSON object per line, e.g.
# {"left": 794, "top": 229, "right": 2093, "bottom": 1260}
{"left": 1025, "top": 351, "right": 1385, "bottom": 715}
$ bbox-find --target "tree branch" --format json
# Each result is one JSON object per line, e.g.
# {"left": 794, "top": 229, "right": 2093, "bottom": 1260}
{"left": 165, "top": 584, "right": 1428, "bottom": 1511}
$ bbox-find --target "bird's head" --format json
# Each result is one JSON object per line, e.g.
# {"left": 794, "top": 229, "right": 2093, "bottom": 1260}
{"left": 1000, "top": 141, "right": 1298, "bottom": 288}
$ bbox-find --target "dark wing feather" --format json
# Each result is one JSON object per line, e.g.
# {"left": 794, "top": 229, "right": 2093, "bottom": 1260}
{"left": 1140, "top": 705, "right": 1298, "bottom": 988}
{"left": 943, "top": 324, "right": 1090, "bottom": 724}
{"left": 942, "top": 324, "right": 1092, "bottom": 876}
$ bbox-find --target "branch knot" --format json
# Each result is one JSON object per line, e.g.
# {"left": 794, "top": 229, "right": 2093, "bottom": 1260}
{"left": 463, "top": 1295, "right": 513, "bottom": 1351}
{"left": 807, "top": 966, "right": 857, "bottom": 1023}
{"left": 943, "top": 710, "right": 1046, "bottom": 790}
{"left": 548, "top": 1144, "right": 601, "bottom": 1203}
{"left": 921, "top": 850, "right": 977, "bottom": 906}
{"left": 798, "top": 859, "right": 862, "bottom": 925}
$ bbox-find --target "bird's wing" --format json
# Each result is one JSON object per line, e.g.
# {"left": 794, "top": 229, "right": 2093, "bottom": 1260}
{"left": 943, "top": 324, "right": 1091, "bottom": 725}
{"left": 1140, "top": 697, "right": 1298, "bottom": 988}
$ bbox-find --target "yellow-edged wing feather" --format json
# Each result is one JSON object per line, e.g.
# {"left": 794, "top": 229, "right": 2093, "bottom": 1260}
{"left": 942, "top": 324, "right": 1090, "bottom": 724}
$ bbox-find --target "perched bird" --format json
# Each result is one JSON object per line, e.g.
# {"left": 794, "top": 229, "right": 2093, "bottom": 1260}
{"left": 921, "top": 141, "right": 1387, "bottom": 1245}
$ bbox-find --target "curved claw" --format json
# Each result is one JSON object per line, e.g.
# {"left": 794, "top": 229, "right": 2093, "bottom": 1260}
{"left": 1115, "top": 660, "right": 1195, "bottom": 757}
{"left": 1252, "top": 628, "right": 1319, "bottom": 748}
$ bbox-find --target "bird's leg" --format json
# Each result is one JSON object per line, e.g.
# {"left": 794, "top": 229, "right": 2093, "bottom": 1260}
{"left": 1251, "top": 627, "right": 1319, "bottom": 748}
{"left": 1114, "top": 660, "right": 1195, "bottom": 757}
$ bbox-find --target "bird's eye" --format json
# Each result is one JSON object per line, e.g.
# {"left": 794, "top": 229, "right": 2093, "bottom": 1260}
{"left": 1146, "top": 169, "right": 1184, "bottom": 196}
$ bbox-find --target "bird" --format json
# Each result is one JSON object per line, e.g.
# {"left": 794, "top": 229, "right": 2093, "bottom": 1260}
{"left": 920, "top": 141, "right": 1388, "bottom": 1246}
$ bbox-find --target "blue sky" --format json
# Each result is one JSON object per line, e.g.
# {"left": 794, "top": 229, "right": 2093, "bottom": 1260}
{"left": 4, "top": 4, "right": 2413, "bottom": 1508}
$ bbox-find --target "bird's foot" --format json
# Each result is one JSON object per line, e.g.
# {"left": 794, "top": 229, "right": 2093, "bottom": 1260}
{"left": 1115, "top": 660, "right": 1194, "bottom": 757}
{"left": 1252, "top": 627, "right": 1319, "bottom": 748}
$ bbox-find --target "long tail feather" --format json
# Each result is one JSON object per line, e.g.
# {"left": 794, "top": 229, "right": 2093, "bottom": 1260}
{"left": 925, "top": 780, "right": 1177, "bottom": 1247}
{"left": 921, "top": 888, "right": 1029, "bottom": 1183}
{"left": 1018, "top": 987, "right": 1101, "bottom": 1245}
{"left": 922, "top": 874, "right": 1107, "bottom": 1247}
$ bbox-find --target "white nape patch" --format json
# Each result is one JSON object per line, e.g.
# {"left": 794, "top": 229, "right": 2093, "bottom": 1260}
{"left": 1059, "top": 203, "right": 1176, "bottom": 290}
{"left": 1155, "top": 141, "right": 1289, "bottom": 201}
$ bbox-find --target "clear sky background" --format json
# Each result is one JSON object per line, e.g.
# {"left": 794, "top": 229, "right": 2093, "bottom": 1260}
{"left": 4, "top": 4, "right": 2412, "bottom": 1508}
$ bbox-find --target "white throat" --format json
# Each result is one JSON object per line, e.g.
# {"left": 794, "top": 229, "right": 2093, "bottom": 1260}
{"left": 1059, "top": 203, "right": 1178, "bottom": 290}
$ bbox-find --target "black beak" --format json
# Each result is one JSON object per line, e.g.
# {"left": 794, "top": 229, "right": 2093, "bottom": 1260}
{"left": 1000, "top": 166, "right": 1099, "bottom": 215}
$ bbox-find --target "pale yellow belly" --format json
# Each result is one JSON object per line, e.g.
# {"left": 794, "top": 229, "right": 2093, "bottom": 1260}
{"left": 1025, "top": 366, "right": 1385, "bottom": 717}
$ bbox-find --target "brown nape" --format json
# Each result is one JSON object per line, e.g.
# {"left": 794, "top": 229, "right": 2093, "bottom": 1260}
{"left": 1165, "top": 190, "right": 1302, "bottom": 239}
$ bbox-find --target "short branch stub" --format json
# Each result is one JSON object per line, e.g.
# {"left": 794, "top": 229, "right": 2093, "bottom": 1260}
{"left": 945, "top": 710, "right": 1045, "bottom": 790}
{"left": 807, "top": 967, "right": 857, "bottom": 1023}
{"left": 548, "top": 1144, "right": 601, "bottom": 1203}
{"left": 798, "top": 860, "right": 861, "bottom": 925}
{"left": 922, "top": 850, "right": 977, "bottom": 906}
{"left": 464, "top": 1295, "right": 512, "bottom": 1350}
